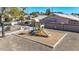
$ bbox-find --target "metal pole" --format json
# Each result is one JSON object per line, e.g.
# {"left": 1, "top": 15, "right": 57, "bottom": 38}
{"left": 1, "top": 22, "right": 5, "bottom": 37}
{"left": 0, "top": 16, "right": 5, "bottom": 37}
{"left": 1, "top": 7, "right": 6, "bottom": 37}
{"left": 1, "top": 16, "right": 5, "bottom": 37}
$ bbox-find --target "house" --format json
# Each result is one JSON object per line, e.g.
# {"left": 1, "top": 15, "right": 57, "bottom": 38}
{"left": 23, "top": 15, "right": 47, "bottom": 26}
{"left": 41, "top": 13, "right": 79, "bottom": 25}
{"left": 31, "top": 15, "right": 47, "bottom": 21}
{"left": 34, "top": 15, "right": 47, "bottom": 20}
{"left": 41, "top": 13, "right": 79, "bottom": 32}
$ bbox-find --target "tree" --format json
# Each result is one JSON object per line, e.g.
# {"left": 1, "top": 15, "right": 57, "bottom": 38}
{"left": 45, "top": 8, "right": 51, "bottom": 15}
{"left": 19, "top": 7, "right": 26, "bottom": 24}
{"left": 4, "top": 14, "right": 12, "bottom": 22}
{"left": 18, "top": 7, "right": 27, "bottom": 16}
{"left": 40, "top": 12, "right": 44, "bottom": 15}
{"left": 1, "top": 7, "right": 12, "bottom": 22}
{"left": 9, "top": 7, "right": 22, "bottom": 18}
{"left": 30, "top": 12, "right": 39, "bottom": 17}
{"left": 9, "top": 7, "right": 26, "bottom": 23}
{"left": 19, "top": 16, "right": 24, "bottom": 24}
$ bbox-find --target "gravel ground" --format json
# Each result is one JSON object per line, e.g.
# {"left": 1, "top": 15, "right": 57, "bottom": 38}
{"left": 0, "top": 31, "right": 79, "bottom": 51}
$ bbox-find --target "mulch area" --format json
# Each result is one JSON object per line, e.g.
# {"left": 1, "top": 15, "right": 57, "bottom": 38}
{"left": 14, "top": 29, "right": 66, "bottom": 48}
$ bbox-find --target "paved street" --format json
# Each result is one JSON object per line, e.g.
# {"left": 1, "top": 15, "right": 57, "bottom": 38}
{"left": 0, "top": 31, "right": 79, "bottom": 51}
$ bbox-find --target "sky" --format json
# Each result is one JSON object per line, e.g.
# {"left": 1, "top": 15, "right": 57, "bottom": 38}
{"left": 25, "top": 7, "right": 79, "bottom": 14}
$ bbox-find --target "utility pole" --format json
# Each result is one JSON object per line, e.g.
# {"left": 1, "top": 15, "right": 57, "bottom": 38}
{"left": 0, "top": 16, "right": 5, "bottom": 37}
{"left": 1, "top": 7, "right": 5, "bottom": 37}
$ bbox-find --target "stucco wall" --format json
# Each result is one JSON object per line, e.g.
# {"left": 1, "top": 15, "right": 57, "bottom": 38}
{"left": 45, "top": 23, "right": 79, "bottom": 32}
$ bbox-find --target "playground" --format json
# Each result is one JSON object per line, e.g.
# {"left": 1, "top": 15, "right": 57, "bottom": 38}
{"left": 0, "top": 18, "right": 67, "bottom": 48}
{"left": 12, "top": 29, "right": 66, "bottom": 48}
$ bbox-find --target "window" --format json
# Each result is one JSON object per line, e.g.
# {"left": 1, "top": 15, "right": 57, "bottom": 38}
{"left": 69, "top": 20, "right": 79, "bottom": 25}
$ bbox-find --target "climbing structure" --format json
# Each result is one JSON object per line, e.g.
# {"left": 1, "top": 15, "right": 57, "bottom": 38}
{"left": 29, "top": 18, "right": 50, "bottom": 37}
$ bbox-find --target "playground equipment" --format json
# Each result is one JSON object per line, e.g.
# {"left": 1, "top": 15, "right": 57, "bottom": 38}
{"left": 29, "top": 18, "right": 49, "bottom": 37}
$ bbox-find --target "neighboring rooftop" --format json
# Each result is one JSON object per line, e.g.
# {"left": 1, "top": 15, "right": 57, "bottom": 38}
{"left": 32, "top": 15, "right": 47, "bottom": 20}
{"left": 54, "top": 13, "right": 79, "bottom": 21}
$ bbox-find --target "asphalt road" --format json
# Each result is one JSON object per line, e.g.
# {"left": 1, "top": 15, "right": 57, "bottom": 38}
{"left": 0, "top": 34, "right": 52, "bottom": 51}
{"left": 54, "top": 32, "right": 79, "bottom": 51}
